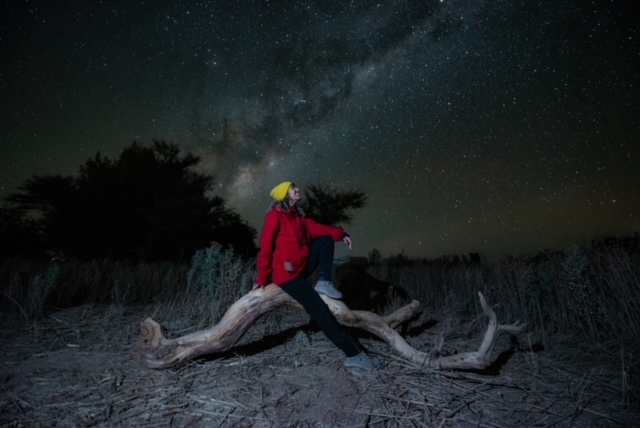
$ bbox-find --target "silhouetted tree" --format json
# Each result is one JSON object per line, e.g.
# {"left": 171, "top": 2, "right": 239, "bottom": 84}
{"left": 302, "top": 184, "right": 367, "bottom": 226}
{"left": 6, "top": 174, "right": 79, "bottom": 258}
{"left": 0, "top": 204, "right": 47, "bottom": 258}
{"left": 5, "top": 141, "right": 257, "bottom": 261}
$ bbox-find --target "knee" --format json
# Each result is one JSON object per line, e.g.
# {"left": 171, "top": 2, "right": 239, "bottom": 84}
{"left": 315, "top": 235, "right": 333, "bottom": 248}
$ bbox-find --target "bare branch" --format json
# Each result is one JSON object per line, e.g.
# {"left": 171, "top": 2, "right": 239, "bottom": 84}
{"left": 136, "top": 287, "right": 526, "bottom": 371}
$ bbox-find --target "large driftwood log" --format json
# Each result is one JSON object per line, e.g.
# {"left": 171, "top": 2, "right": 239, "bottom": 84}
{"left": 136, "top": 285, "right": 525, "bottom": 370}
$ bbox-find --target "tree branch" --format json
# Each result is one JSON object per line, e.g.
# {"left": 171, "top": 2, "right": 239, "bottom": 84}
{"left": 136, "top": 286, "right": 525, "bottom": 371}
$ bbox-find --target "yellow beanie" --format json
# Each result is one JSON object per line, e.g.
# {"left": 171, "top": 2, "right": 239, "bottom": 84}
{"left": 270, "top": 181, "right": 292, "bottom": 201}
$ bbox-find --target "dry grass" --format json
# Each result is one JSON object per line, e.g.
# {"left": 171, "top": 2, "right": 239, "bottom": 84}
{"left": 1, "top": 305, "right": 638, "bottom": 427}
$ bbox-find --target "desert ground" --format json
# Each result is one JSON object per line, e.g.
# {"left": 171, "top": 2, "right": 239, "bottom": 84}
{"left": 1, "top": 303, "right": 638, "bottom": 427}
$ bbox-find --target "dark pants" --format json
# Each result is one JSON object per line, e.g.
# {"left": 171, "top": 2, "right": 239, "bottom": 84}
{"left": 305, "top": 235, "right": 334, "bottom": 281}
{"left": 280, "top": 237, "right": 361, "bottom": 357}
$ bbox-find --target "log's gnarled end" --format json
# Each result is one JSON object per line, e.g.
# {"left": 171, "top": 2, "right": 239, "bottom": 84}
{"left": 138, "top": 318, "right": 164, "bottom": 348}
{"left": 434, "top": 292, "right": 527, "bottom": 370}
{"left": 136, "top": 317, "right": 177, "bottom": 369}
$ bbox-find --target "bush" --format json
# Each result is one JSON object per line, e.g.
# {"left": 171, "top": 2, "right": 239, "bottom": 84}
{"left": 0, "top": 243, "right": 255, "bottom": 328}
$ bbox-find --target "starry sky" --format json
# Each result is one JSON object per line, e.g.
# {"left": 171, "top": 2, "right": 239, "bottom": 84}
{"left": 2, "top": 0, "right": 639, "bottom": 260}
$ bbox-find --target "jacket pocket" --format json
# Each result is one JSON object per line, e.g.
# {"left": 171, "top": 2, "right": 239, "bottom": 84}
{"left": 279, "top": 246, "right": 309, "bottom": 273}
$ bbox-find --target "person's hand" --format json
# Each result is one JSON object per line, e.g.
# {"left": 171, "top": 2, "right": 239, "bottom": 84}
{"left": 343, "top": 235, "right": 353, "bottom": 250}
{"left": 252, "top": 283, "right": 265, "bottom": 290}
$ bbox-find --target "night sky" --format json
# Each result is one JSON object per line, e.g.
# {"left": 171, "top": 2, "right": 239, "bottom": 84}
{"left": 2, "top": 0, "right": 639, "bottom": 260}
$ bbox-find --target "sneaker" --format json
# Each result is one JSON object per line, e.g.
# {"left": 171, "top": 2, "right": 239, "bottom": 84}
{"left": 314, "top": 280, "right": 343, "bottom": 299}
{"left": 345, "top": 352, "right": 382, "bottom": 371}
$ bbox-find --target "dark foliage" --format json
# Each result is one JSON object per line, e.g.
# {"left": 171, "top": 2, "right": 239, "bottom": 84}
{"left": 2, "top": 141, "right": 257, "bottom": 262}
{"left": 301, "top": 183, "right": 367, "bottom": 227}
{"left": 336, "top": 256, "right": 408, "bottom": 313}
{"left": 0, "top": 204, "right": 47, "bottom": 258}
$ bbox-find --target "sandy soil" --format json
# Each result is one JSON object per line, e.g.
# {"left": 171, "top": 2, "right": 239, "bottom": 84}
{"left": 1, "top": 304, "right": 638, "bottom": 427}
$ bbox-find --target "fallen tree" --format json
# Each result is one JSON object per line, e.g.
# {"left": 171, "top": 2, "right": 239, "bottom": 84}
{"left": 136, "top": 285, "right": 525, "bottom": 370}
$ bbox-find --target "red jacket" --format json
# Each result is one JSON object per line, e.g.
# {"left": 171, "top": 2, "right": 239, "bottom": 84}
{"left": 256, "top": 207, "right": 347, "bottom": 286}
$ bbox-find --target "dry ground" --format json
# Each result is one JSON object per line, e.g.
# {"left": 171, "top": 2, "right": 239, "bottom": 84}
{"left": 1, "top": 304, "right": 638, "bottom": 427}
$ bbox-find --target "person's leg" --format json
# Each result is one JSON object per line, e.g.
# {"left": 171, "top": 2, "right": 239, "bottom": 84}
{"left": 280, "top": 276, "right": 360, "bottom": 357}
{"left": 306, "top": 236, "right": 334, "bottom": 280}
{"left": 307, "top": 236, "right": 342, "bottom": 299}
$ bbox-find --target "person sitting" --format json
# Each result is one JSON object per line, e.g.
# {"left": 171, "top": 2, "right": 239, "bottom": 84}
{"left": 254, "top": 181, "right": 380, "bottom": 371}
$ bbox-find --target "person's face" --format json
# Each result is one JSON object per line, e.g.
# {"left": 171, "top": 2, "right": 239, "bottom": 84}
{"left": 288, "top": 184, "right": 301, "bottom": 205}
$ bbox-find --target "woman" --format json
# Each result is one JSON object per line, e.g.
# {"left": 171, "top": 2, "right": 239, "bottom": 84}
{"left": 255, "top": 181, "right": 380, "bottom": 371}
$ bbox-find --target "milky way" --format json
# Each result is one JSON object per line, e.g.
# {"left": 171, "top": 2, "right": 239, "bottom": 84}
{"left": 2, "top": 0, "right": 638, "bottom": 259}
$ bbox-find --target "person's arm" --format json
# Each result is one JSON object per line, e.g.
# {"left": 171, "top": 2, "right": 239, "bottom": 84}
{"left": 305, "top": 217, "right": 351, "bottom": 249}
{"left": 256, "top": 211, "right": 279, "bottom": 286}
